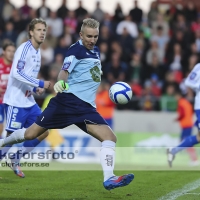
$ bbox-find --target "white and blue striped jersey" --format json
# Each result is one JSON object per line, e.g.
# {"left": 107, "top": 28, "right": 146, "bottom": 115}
{"left": 61, "top": 40, "right": 102, "bottom": 107}
{"left": 3, "top": 40, "right": 44, "bottom": 107}
{"left": 185, "top": 63, "right": 200, "bottom": 110}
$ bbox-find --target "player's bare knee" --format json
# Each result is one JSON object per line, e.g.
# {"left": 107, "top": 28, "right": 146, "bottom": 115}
{"left": 24, "top": 131, "right": 36, "bottom": 140}
{"left": 41, "top": 130, "right": 49, "bottom": 138}
{"left": 44, "top": 130, "right": 49, "bottom": 137}
{"left": 103, "top": 132, "right": 117, "bottom": 143}
{"left": 37, "top": 130, "right": 49, "bottom": 141}
{"left": 24, "top": 128, "right": 38, "bottom": 140}
{"left": 111, "top": 134, "right": 117, "bottom": 143}
{"left": 107, "top": 127, "right": 117, "bottom": 142}
{"left": 114, "top": 135, "right": 117, "bottom": 143}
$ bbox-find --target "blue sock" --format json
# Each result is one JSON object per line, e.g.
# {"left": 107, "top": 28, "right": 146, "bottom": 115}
{"left": 171, "top": 135, "right": 199, "bottom": 155}
{"left": 0, "top": 144, "right": 12, "bottom": 161}
{"left": 11, "top": 138, "right": 40, "bottom": 163}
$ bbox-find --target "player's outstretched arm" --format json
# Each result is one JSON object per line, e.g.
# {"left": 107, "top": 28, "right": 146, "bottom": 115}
{"left": 185, "top": 72, "right": 200, "bottom": 91}
{"left": 13, "top": 66, "right": 51, "bottom": 89}
{"left": 12, "top": 54, "right": 49, "bottom": 89}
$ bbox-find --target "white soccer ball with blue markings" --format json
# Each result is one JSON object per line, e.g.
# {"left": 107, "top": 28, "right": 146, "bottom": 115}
{"left": 109, "top": 82, "right": 132, "bottom": 104}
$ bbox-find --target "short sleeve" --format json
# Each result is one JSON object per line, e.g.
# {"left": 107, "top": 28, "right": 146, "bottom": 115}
{"left": 61, "top": 55, "right": 79, "bottom": 73}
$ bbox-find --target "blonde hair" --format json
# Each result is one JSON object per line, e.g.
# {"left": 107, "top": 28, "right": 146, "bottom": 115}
{"left": 80, "top": 18, "right": 100, "bottom": 32}
{"left": 28, "top": 18, "right": 47, "bottom": 39}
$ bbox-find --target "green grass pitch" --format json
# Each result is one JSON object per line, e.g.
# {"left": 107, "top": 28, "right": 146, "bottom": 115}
{"left": 1, "top": 132, "right": 200, "bottom": 199}
{"left": 1, "top": 170, "right": 200, "bottom": 200}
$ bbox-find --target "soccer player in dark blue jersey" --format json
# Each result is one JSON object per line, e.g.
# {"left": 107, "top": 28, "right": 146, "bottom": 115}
{"left": 0, "top": 18, "right": 134, "bottom": 190}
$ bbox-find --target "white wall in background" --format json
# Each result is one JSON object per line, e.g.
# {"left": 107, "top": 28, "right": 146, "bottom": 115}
{"left": 113, "top": 111, "right": 182, "bottom": 133}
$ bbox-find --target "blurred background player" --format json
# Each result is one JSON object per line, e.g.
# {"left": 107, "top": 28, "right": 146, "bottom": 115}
{"left": 167, "top": 63, "right": 200, "bottom": 167}
{"left": 95, "top": 81, "right": 115, "bottom": 129}
{"left": 0, "top": 42, "right": 15, "bottom": 139}
{"left": 0, "top": 18, "right": 51, "bottom": 178}
{"left": 167, "top": 89, "right": 198, "bottom": 167}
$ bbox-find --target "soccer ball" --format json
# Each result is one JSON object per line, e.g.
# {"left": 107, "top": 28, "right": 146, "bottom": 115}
{"left": 109, "top": 82, "right": 132, "bottom": 104}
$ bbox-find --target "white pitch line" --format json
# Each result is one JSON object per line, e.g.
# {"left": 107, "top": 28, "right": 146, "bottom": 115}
{"left": 158, "top": 179, "right": 200, "bottom": 200}
{"left": 185, "top": 193, "right": 200, "bottom": 195}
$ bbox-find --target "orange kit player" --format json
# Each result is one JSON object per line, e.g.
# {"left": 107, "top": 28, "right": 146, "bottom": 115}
{"left": 96, "top": 82, "right": 115, "bottom": 129}
{"left": 167, "top": 89, "right": 198, "bottom": 167}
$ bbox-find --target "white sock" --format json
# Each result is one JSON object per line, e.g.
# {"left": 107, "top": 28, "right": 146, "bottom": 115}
{"left": 3, "top": 128, "right": 26, "bottom": 146}
{"left": 100, "top": 140, "right": 116, "bottom": 182}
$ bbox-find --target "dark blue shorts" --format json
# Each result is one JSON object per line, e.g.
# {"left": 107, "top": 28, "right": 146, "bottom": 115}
{"left": 4, "top": 104, "right": 41, "bottom": 132}
{"left": 35, "top": 93, "right": 108, "bottom": 132}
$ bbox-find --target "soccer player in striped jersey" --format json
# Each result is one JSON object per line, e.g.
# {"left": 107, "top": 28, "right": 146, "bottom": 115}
{"left": 167, "top": 63, "right": 200, "bottom": 167}
{"left": 0, "top": 42, "right": 16, "bottom": 138}
{"left": 167, "top": 89, "right": 198, "bottom": 167}
{"left": 0, "top": 18, "right": 51, "bottom": 178}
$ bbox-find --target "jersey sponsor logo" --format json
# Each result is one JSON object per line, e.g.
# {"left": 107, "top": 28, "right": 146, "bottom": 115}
{"left": 90, "top": 66, "right": 101, "bottom": 82}
{"left": 17, "top": 60, "right": 25, "bottom": 70}
{"left": 62, "top": 62, "right": 71, "bottom": 70}
{"left": 10, "top": 121, "right": 22, "bottom": 129}
{"left": 190, "top": 72, "right": 197, "bottom": 80}
{"left": 33, "top": 66, "right": 40, "bottom": 73}
{"left": 33, "top": 69, "right": 40, "bottom": 72}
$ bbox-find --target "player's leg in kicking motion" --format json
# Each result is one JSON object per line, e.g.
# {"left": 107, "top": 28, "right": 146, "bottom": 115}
{"left": 86, "top": 123, "right": 134, "bottom": 190}
{"left": 0, "top": 122, "right": 134, "bottom": 190}
{"left": 167, "top": 114, "right": 200, "bottom": 167}
{"left": 167, "top": 134, "right": 199, "bottom": 167}
{"left": 181, "top": 128, "right": 198, "bottom": 166}
{"left": 0, "top": 104, "right": 49, "bottom": 178}
{"left": 0, "top": 96, "right": 134, "bottom": 190}
{"left": 0, "top": 17, "right": 134, "bottom": 189}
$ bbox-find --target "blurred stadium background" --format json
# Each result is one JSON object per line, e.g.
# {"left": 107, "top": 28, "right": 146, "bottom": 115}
{"left": 1, "top": 0, "right": 200, "bottom": 170}
{"left": 2, "top": 1, "right": 200, "bottom": 199}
